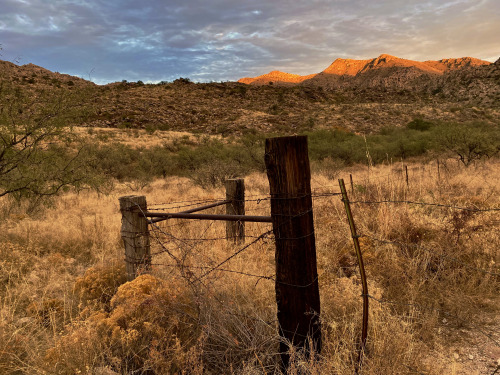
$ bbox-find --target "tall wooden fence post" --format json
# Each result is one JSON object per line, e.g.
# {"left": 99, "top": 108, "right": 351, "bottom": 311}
{"left": 225, "top": 178, "right": 245, "bottom": 244}
{"left": 119, "top": 195, "right": 151, "bottom": 281}
{"left": 265, "top": 136, "right": 321, "bottom": 370}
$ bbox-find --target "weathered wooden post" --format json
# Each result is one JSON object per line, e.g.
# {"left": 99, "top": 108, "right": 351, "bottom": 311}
{"left": 225, "top": 178, "right": 245, "bottom": 244}
{"left": 405, "top": 165, "right": 409, "bottom": 188}
{"left": 265, "top": 136, "right": 321, "bottom": 370}
{"left": 119, "top": 195, "right": 151, "bottom": 281}
{"left": 350, "top": 173, "right": 354, "bottom": 194}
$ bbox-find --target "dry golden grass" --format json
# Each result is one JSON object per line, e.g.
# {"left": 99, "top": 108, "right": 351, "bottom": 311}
{"left": 0, "top": 159, "right": 498, "bottom": 374}
{"left": 75, "top": 127, "right": 212, "bottom": 149}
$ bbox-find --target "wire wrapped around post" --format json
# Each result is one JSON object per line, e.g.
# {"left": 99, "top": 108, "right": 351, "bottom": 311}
{"left": 119, "top": 195, "right": 151, "bottom": 281}
{"left": 265, "top": 135, "right": 321, "bottom": 371}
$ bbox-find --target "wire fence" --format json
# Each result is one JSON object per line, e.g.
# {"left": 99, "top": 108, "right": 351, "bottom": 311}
{"left": 143, "top": 185, "right": 499, "bottom": 287}
{"left": 122, "top": 170, "right": 499, "bottom": 373}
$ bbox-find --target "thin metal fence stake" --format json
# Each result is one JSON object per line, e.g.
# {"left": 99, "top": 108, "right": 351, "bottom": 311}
{"left": 339, "top": 178, "right": 369, "bottom": 374}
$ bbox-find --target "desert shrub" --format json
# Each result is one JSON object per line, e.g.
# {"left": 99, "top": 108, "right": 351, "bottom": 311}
{"left": 45, "top": 274, "right": 199, "bottom": 374}
{"left": 174, "top": 139, "right": 262, "bottom": 187}
{"left": 306, "top": 129, "right": 364, "bottom": 163}
{"left": 74, "top": 263, "right": 127, "bottom": 311}
{"left": 306, "top": 127, "right": 437, "bottom": 165}
{"left": 311, "top": 157, "right": 345, "bottom": 180}
{"left": 189, "top": 159, "right": 245, "bottom": 188}
{"left": 406, "top": 118, "right": 433, "bottom": 131}
{"left": 173, "top": 77, "right": 192, "bottom": 85}
{"left": 432, "top": 121, "right": 500, "bottom": 166}
{"left": 367, "top": 130, "right": 432, "bottom": 161}
{"left": 86, "top": 143, "right": 151, "bottom": 181}
{"left": 0, "top": 81, "right": 101, "bottom": 206}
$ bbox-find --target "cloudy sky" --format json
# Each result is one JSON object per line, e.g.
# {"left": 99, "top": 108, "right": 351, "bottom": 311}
{"left": 1, "top": 0, "right": 499, "bottom": 84}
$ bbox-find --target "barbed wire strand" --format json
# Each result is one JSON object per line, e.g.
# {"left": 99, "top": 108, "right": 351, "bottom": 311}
{"left": 193, "top": 230, "right": 273, "bottom": 282}
{"left": 349, "top": 199, "right": 499, "bottom": 212}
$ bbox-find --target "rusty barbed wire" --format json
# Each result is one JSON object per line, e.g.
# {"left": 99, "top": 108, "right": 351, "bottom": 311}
{"left": 349, "top": 199, "right": 499, "bottom": 212}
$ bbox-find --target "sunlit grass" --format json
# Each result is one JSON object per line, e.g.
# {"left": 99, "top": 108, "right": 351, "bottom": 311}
{"left": 0, "top": 158, "right": 498, "bottom": 374}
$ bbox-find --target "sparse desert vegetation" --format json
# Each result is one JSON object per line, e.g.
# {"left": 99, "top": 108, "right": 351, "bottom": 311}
{"left": 1, "top": 56, "right": 499, "bottom": 374}
{"left": 0, "top": 152, "right": 498, "bottom": 374}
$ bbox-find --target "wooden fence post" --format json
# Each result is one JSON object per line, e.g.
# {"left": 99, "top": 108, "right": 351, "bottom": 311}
{"left": 350, "top": 173, "right": 354, "bottom": 194}
{"left": 405, "top": 165, "right": 409, "bottom": 187}
{"left": 119, "top": 195, "right": 151, "bottom": 281}
{"left": 225, "top": 178, "right": 245, "bottom": 244}
{"left": 265, "top": 136, "right": 321, "bottom": 370}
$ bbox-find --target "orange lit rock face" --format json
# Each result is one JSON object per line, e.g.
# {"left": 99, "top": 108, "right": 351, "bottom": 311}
{"left": 239, "top": 54, "right": 492, "bottom": 86}
{"left": 323, "top": 58, "right": 372, "bottom": 76}
{"left": 238, "top": 70, "right": 316, "bottom": 85}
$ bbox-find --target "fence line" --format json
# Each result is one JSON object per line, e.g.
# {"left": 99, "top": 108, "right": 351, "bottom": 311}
{"left": 152, "top": 206, "right": 316, "bottom": 284}
{"left": 348, "top": 199, "right": 500, "bottom": 212}
{"left": 142, "top": 192, "right": 498, "bottom": 284}
{"left": 148, "top": 195, "right": 498, "bottom": 214}
{"left": 119, "top": 138, "right": 498, "bottom": 373}
{"left": 194, "top": 231, "right": 273, "bottom": 282}
{"left": 148, "top": 197, "right": 227, "bottom": 207}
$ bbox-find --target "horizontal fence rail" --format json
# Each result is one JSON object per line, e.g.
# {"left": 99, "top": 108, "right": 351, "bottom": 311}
{"left": 148, "top": 200, "right": 231, "bottom": 223}
{"left": 145, "top": 212, "right": 272, "bottom": 222}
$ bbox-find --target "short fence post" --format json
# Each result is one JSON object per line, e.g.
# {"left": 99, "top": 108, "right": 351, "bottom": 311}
{"left": 225, "top": 178, "right": 245, "bottom": 244}
{"left": 350, "top": 173, "right": 354, "bottom": 194}
{"left": 405, "top": 165, "right": 409, "bottom": 187}
{"left": 265, "top": 136, "right": 321, "bottom": 370}
{"left": 119, "top": 195, "right": 151, "bottom": 281}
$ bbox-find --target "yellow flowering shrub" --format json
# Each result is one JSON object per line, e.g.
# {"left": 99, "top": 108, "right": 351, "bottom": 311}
{"left": 73, "top": 263, "right": 127, "bottom": 310}
{"left": 45, "top": 274, "right": 199, "bottom": 374}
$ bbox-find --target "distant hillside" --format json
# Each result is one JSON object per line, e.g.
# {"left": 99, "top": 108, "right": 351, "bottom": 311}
{"left": 0, "top": 60, "right": 94, "bottom": 89}
{"left": 1, "top": 56, "right": 499, "bottom": 136}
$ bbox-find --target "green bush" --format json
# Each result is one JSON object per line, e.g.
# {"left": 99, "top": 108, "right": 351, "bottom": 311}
{"left": 62, "top": 122, "right": 499, "bottom": 189}
{"left": 432, "top": 122, "right": 500, "bottom": 166}
{"left": 406, "top": 118, "right": 433, "bottom": 131}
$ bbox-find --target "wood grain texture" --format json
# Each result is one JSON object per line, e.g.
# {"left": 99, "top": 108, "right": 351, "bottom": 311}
{"left": 265, "top": 136, "right": 321, "bottom": 369}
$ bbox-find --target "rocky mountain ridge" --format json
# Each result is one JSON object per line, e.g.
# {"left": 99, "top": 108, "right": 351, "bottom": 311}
{"left": 238, "top": 54, "right": 492, "bottom": 86}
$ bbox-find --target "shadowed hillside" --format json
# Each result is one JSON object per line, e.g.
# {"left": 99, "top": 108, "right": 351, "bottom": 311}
{"left": 1, "top": 55, "right": 499, "bottom": 136}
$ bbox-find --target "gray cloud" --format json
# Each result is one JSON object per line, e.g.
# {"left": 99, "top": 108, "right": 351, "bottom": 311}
{"left": 1, "top": 0, "right": 498, "bottom": 83}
